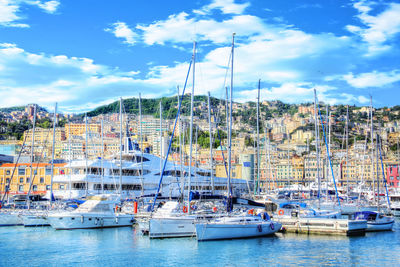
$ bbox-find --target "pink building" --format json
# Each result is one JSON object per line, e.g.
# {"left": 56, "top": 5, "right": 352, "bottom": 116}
{"left": 386, "top": 165, "right": 400, "bottom": 188}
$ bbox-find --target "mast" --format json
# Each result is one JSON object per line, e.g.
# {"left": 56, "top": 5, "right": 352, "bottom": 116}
{"left": 101, "top": 118, "right": 104, "bottom": 194}
{"left": 327, "top": 108, "right": 331, "bottom": 202}
{"left": 26, "top": 105, "right": 37, "bottom": 208}
{"left": 266, "top": 128, "right": 271, "bottom": 194}
{"left": 228, "top": 33, "right": 235, "bottom": 203}
{"left": 207, "top": 92, "right": 215, "bottom": 194}
{"left": 187, "top": 41, "right": 196, "bottom": 214}
{"left": 313, "top": 89, "right": 321, "bottom": 209}
{"left": 178, "top": 86, "right": 184, "bottom": 198}
{"left": 49, "top": 103, "right": 57, "bottom": 204}
{"left": 256, "top": 79, "right": 261, "bottom": 195}
{"left": 68, "top": 121, "right": 72, "bottom": 199}
{"left": 119, "top": 98, "right": 123, "bottom": 195}
{"left": 370, "top": 96, "right": 375, "bottom": 204}
{"left": 85, "top": 113, "right": 88, "bottom": 197}
{"left": 159, "top": 100, "right": 163, "bottom": 175}
{"left": 139, "top": 94, "right": 144, "bottom": 196}
{"left": 346, "top": 105, "right": 349, "bottom": 202}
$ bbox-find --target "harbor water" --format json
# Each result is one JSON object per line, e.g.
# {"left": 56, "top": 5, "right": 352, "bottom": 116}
{"left": 0, "top": 220, "right": 399, "bottom": 266}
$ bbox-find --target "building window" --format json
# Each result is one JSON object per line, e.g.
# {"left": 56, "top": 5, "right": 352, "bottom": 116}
{"left": 59, "top": 185, "right": 65, "bottom": 190}
{"left": 45, "top": 168, "right": 52, "bottom": 175}
{"left": 46, "top": 185, "right": 50, "bottom": 190}
{"left": 6, "top": 170, "right": 10, "bottom": 175}
{"left": 33, "top": 185, "right": 37, "bottom": 191}
{"left": 40, "top": 177, "right": 44, "bottom": 183}
{"left": 19, "top": 177, "right": 23, "bottom": 183}
{"left": 18, "top": 168, "right": 25, "bottom": 175}
{"left": 390, "top": 176, "right": 394, "bottom": 181}
{"left": 26, "top": 178, "right": 30, "bottom": 183}
{"left": 6, "top": 178, "right": 10, "bottom": 184}
{"left": 18, "top": 185, "right": 24, "bottom": 191}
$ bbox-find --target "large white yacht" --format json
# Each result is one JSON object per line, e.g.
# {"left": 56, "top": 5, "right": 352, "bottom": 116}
{"left": 52, "top": 150, "right": 250, "bottom": 200}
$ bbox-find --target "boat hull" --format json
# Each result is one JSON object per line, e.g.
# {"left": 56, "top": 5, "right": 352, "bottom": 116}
{"left": 48, "top": 214, "right": 134, "bottom": 230}
{"left": 366, "top": 220, "right": 395, "bottom": 231}
{"left": 23, "top": 214, "right": 50, "bottom": 227}
{"left": 149, "top": 217, "right": 196, "bottom": 238}
{"left": 0, "top": 212, "right": 23, "bottom": 226}
{"left": 195, "top": 221, "right": 282, "bottom": 241}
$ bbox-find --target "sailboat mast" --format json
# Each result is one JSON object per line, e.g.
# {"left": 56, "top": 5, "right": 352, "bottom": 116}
{"left": 49, "top": 103, "right": 57, "bottom": 204}
{"left": 85, "top": 113, "right": 88, "bottom": 197}
{"left": 313, "top": 89, "right": 321, "bottom": 209}
{"left": 207, "top": 92, "right": 215, "bottom": 194}
{"left": 177, "top": 86, "right": 184, "bottom": 198}
{"left": 138, "top": 94, "right": 144, "bottom": 196}
{"left": 370, "top": 96, "right": 375, "bottom": 204}
{"left": 346, "top": 105, "right": 349, "bottom": 202}
{"left": 119, "top": 98, "right": 123, "bottom": 195}
{"left": 187, "top": 41, "right": 196, "bottom": 214}
{"left": 101, "top": 118, "right": 104, "bottom": 194}
{"left": 228, "top": 33, "right": 235, "bottom": 198}
{"left": 159, "top": 100, "right": 163, "bottom": 175}
{"left": 256, "top": 79, "right": 261, "bottom": 195}
{"left": 27, "top": 105, "right": 37, "bottom": 208}
{"left": 68, "top": 121, "right": 72, "bottom": 199}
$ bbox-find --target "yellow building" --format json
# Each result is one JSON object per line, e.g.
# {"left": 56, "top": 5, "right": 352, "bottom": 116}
{"left": 23, "top": 127, "right": 66, "bottom": 144}
{"left": 0, "top": 163, "right": 67, "bottom": 196}
{"left": 65, "top": 123, "right": 101, "bottom": 138}
{"left": 215, "top": 164, "right": 242, "bottom": 179}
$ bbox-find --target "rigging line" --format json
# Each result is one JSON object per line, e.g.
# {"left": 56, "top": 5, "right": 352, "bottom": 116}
{"left": 377, "top": 134, "right": 391, "bottom": 209}
{"left": 316, "top": 94, "right": 341, "bottom": 208}
{"left": 151, "top": 58, "right": 193, "bottom": 211}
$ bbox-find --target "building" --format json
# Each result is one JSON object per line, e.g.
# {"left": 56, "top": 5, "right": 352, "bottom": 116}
{"left": 0, "top": 163, "right": 67, "bottom": 195}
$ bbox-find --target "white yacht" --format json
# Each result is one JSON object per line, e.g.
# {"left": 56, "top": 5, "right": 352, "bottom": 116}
{"left": 195, "top": 214, "right": 282, "bottom": 241}
{"left": 52, "top": 151, "right": 250, "bottom": 200}
{"left": 47, "top": 195, "right": 134, "bottom": 229}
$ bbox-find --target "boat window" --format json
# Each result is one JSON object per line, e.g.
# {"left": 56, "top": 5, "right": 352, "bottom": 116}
{"left": 122, "top": 184, "right": 142, "bottom": 190}
{"left": 72, "top": 183, "right": 87, "bottom": 189}
{"left": 71, "top": 218, "right": 74, "bottom": 220}
{"left": 111, "top": 169, "right": 150, "bottom": 176}
{"left": 121, "top": 155, "right": 150, "bottom": 162}
{"left": 196, "top": 171, "right": 211, "bottom": 177}
{"left": 89, "top": 218, "right": 92, "bottom": 221}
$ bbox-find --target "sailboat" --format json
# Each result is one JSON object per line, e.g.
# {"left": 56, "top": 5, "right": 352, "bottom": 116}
{"left": 195, "top": 34, "right": 281, "bottom": 241}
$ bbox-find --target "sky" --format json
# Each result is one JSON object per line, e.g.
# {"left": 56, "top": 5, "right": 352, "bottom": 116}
{"left": 1, "top": 0, "right": 400, "bottom": 113}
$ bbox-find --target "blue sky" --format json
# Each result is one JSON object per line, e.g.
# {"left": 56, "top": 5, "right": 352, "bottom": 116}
{"left": 1, "top": 0, "right": 400, "bottom": 113}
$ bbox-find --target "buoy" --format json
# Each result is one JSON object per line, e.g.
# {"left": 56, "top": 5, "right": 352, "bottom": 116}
{"left": 133, "top": 201, "right": 138, "bottom": 214}
{"left": 278, "top": 209, "right": 284, "bottom": 216}
{"left": 212, "top": 207, "right": 217, "bottom": 212}
{"left": 248, "top": 209, "right": 254, "bottom": 215}
{"left": 183, "top": 206, "right": 188, "bottom": 213}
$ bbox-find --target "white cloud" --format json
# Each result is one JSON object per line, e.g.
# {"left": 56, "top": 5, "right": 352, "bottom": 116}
{"left": 105, "top": 22, "right": 139, "bottom": 46}
{"left": 346, "top": 1, "right": 400, "bottom": 56}
{"left": 343, "top": 70, "right": 400, "bottom": 88}
{"left": 235, "top": 82, "right": 366, "bottom": 105}
{"left": 195, "top": 0, "right": 250, "bottom": 15}
{"left": 29, "top": 1, "right": 60, "bottom": 13}
{"left": 0, "top": 43, "right": 184, "bottom": 112}
{"left": 0, "top": 0, "right": 59, "bottom": 27}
